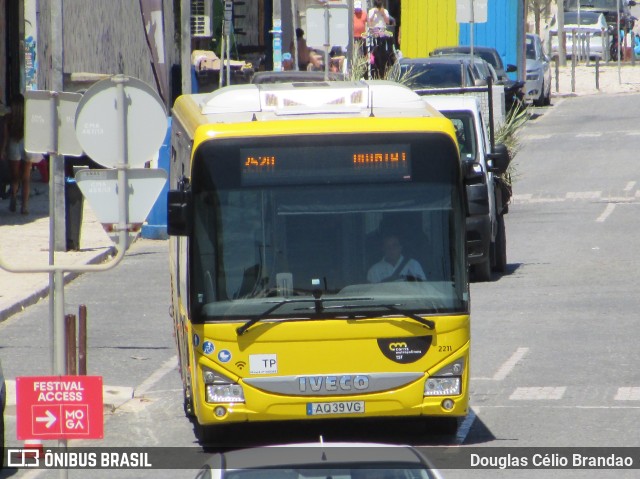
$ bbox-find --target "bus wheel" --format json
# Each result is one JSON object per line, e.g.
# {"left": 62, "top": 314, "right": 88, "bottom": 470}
{"left": 194, "top": 422, "right": 222, "bottom": 446}
{"left": 429, "top": 417, "right": 460, "bottom": 436}
{"left": 492, "top": 214, "right": 507, "bottom": 273}
{"left": 472, "top": 258, "right": 491, "bottom": 282}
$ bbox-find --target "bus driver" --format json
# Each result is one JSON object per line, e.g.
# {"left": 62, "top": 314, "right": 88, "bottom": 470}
{"left": 367, "top": 234, "right": 426, "bottom": 283}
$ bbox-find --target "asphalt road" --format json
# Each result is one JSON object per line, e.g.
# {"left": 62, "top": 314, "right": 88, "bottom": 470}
{"left": 3, "top": 92, "right": 640, "bottom": 478}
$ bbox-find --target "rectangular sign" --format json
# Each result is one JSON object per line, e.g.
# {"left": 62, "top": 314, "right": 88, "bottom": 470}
{"left": 456, "top": 0, "right": 488, "bottom": 23}
{"left": 16, "top": 376, "right": 104, "bottom": 440}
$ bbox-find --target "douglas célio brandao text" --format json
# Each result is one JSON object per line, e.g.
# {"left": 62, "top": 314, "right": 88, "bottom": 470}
{"left": 470, "top": 452, "right": 634, "bottom": 469}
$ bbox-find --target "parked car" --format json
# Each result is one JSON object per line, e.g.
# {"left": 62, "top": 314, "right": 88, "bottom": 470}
{"left": 398, "top": 57, "right": 485, "bottom": 90}
{"left": 194, "top": 442, "right": 445, "bottom": 479}
{"left": 424, "top": 95, "right": 511, "bottom": 280}
{"left": 549, "top": 11, "right": 610, "bottom": 59}
{"left": 430, "top": 45, "right": 524, "bottom": 109}
{"left": 524, "top": 33, "right": 552, "bottom": 106}
{"left": 565, "top": 0, "right": 637, "bottom": 31}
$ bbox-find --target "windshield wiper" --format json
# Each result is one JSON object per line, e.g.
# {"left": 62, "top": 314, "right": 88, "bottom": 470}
{"left": 236, "top": 299, "right": 299, "bottom": 336}
{"left": 324, "top": 303, "right": 436, "bottom": 330}
{"left": 236, "top": 294, "right": 375, "bottom": 336}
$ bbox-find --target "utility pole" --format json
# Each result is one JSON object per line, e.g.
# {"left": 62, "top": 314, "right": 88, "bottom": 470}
{"left": 272, "top": 0, "right": 283, "bottom": 71}
{"left": 181, "top": 0, "right": 192, "bottom": 94}
{"left": 50, "top": 0, "right": 66, "bottom": 252}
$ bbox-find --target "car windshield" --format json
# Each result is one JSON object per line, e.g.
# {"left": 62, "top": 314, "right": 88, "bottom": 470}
{"left": 562, "top": 12, "right": 605, "bottom": 25}
{"left": 400, "top": 62, "right": 464, "bottom": 88}
{"left": 566, "top": 0, "right": 618, "bottom": 9}
{"left": 525, "top": 37, "right": 537, "bottom": 60}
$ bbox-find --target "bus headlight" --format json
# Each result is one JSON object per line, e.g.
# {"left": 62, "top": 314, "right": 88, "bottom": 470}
{"left": 424, "top": 358, "right": 464, "bottom": 396}
{"left": 424, "top": 377, "right": 461, "bottom": 396}
{"left": 202, "top": 367, "right": 245, "bottom": 403}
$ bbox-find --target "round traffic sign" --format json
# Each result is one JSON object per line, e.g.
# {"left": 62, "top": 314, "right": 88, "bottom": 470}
{"left": 75, "top": 75, "right": 167, "bottom": 168}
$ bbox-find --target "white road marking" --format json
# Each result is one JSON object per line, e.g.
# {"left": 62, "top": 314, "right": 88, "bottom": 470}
{"left": 576, "top": 132, "right": 602, "bottom": 138}
{"left": 509, "top": 387, "right": 566, "bottom": 400}
{"left": 614, "top": 387, "right": 640, "bottom": 401}
{"left": 522, "top": 134, "right": 553, "bottom": 140}
{"left": 596, "top": 203, "right": 616, "bottom": 222}
{"left": 492, "top": 347, "right": 529, "bottom": 381}
{"left": 566, "top": 191, "right": 601, "bottom": 199}
{"left": 624, "top": 181, "right": 636, "bottom": 192}
{"left": 134, "top": 355, "right": 179, "bottom": 397}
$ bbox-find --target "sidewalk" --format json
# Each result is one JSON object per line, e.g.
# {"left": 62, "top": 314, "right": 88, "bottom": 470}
{"left": 0, "top": 172, "right": 115, "bottom": 323}
{"left": 0, "top": 171, "right": 139, "bottom": 410}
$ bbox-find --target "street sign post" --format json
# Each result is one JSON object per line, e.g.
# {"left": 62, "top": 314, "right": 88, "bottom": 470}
{"left": 16, "top": 376, "right": 104, "bottom": 440}
{"left": 76, "top": 168, "right": 168, "bottom": 245}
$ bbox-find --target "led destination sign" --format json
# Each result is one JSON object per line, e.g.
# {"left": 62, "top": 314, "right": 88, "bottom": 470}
{"left": 241, "top": 144, "right": 411, "bottom": 185}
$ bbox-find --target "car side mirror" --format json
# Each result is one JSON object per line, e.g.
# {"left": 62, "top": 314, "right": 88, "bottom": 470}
{"left": 488, "top": 144, "right": 511, "bottom": 175}
{"left": 506, "top": 64, "right": 517, "bottom": 73}
{"left": 167, "top": 189, "right": 193, "bottom": 236}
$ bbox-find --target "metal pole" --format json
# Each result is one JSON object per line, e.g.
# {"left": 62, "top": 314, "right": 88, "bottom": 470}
{"left": 53, "top": 267, "right": 67, "bottom": 479}
{"left": 618, "top": 0, "right": 622, "bottom": 83}
{"left": 470, "top": 0, "right": 475, "bottom": 64}
{"left": 219, "top": 28, "right": 226, "bottom": 88}
{"left": 65, "top": 314, "right": 77, "bottom": 375}
{"left": 596, "top": 56, "right": 600, "bottom": 89}
{"left": 78, "top": 305, "right": 87, "bottom": 375}
{"left": 50, "top": 0, "right": 66, "bottom": 252}
{"left": 555, "top": 56, "right": 560, "bottom": 92}
{"left": 324, "top": 3, "right": 330, "bottom": 80}
{"left": 291, "top": 0, "right": 299, "bottom": 70}
{"left": 180, "top": 0, "right": 191, "bottom": 94}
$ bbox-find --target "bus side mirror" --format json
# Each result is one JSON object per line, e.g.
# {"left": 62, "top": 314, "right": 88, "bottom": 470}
{"left": 506, "top": 64, "right": 517, "bottom": 73}
{"left": 464, "top": 160, "right": 490, "bottom": 216}
{"left": 488, "top": 143, "right": 511, "bottom": 175}
{"left": 167, "top": 189, "right": 193, "bottom": 236}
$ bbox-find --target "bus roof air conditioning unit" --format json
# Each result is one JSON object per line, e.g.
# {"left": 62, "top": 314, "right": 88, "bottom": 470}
{"left": 191, "top": 0, "right": 212, "bottom": 37}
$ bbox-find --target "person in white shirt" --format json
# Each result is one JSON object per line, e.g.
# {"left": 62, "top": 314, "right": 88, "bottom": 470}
{"left": 367, "top": 0, "right": 390, "bottom": 33}
{"left": 367, "top": 234, "right": 426, "bottom": 283}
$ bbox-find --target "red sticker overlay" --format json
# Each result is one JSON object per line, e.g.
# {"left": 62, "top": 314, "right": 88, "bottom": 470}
{"left": 377, "top": 336, "right": 432, "bottom": 364}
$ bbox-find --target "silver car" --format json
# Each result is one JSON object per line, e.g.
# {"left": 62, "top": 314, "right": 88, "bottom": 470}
{"left": 524, "top": 33, "right": 552, "bottom": 106}
{"left": 195, "top": 442, "right": 445, "bottom": 479}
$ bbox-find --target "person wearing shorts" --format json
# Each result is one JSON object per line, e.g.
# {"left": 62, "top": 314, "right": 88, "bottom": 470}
{"left": 1, "top": 94, "right": 36, "bottom": 214}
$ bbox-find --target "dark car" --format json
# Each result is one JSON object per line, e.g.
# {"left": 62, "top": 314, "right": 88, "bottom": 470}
{"left": 431, "top": 45, "right": 524, "bottom": 109}
{"left": 398, "top": 56, "right": 486, "bottom": 90}
{"left": 565, "top": 0, "right": 637, "bottom": 31}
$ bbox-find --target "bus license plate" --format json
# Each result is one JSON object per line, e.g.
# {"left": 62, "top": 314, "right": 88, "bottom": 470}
{"left": 306, "top": 401, "right": 365, "bottom": 416}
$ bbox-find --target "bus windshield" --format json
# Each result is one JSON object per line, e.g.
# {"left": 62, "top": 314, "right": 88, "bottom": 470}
{"left": 189, "top": 133, "right": 468, "bottom": 322}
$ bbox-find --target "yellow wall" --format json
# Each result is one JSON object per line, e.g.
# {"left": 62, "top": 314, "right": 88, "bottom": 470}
{"left": 400, "top": 0, "right": 459, "bottom": 58}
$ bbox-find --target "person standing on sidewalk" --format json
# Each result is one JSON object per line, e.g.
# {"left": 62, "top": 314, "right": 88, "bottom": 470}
{"left": 0, "top": 93, "right": 36, "bottom": 215}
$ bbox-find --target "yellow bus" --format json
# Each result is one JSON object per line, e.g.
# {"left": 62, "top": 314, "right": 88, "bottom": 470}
{"left": 167, "top": 80, "right": 473, "bottom": 442}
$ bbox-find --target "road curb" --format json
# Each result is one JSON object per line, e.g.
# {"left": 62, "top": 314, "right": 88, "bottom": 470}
{"left": 0, "top": 246, "right": 116, "bottom": 324}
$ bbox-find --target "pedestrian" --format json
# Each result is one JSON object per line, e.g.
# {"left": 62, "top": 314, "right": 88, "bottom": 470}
{"left": 0, "top": 93, "right": 36, "bottom": 214}
{"left": 0, "top": 101, "right": 10, "bottom": 199}
{"left": 353, "top": 1, "right": 367, "bottom": 44}
{"left": 290, "top": 28, "right": 322, "bottom": 71}
{"left": 367, "top": 0, "right": 390, "bottom": 34}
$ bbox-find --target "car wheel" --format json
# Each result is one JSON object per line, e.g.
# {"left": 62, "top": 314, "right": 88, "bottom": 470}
{"left": 533, "top": 81, "right": 545, "bottom": 107}
{"left": 472, "top": 258, "right": 491, "bottom": 282}
{"left": 543, "top": 82, "right": 551, "bottom": 106}
{"left": 492, "top": 214, "right": 507, "bottom": 273}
